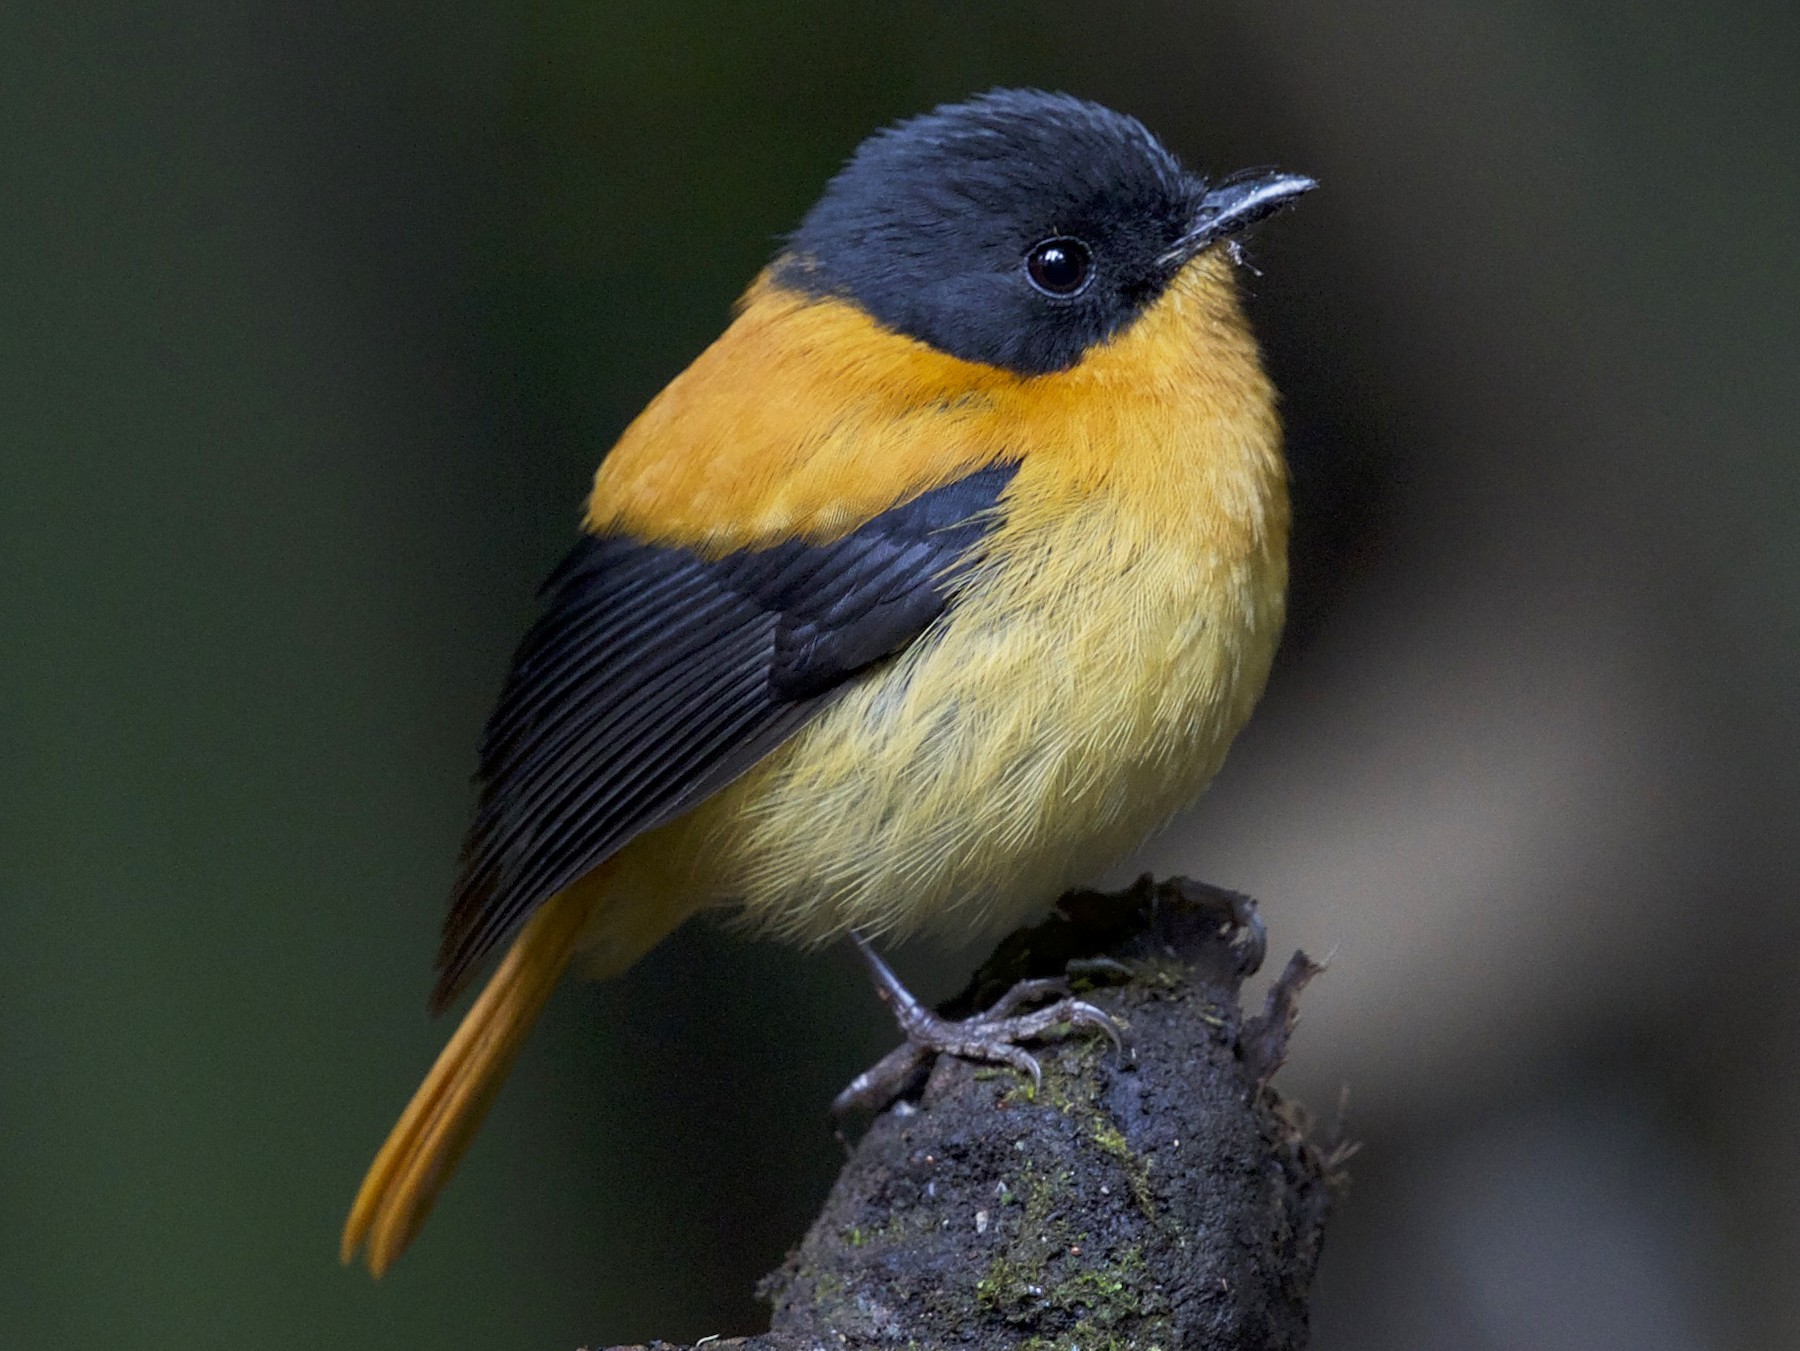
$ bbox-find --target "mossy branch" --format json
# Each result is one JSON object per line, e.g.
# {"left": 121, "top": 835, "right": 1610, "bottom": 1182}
{"left": 603, "top": 877, "right": 1344, "bottom": 1351}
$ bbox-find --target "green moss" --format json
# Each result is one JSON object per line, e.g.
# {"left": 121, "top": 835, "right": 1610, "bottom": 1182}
{"left": 1089, "top": 1118, "right": 1156, "bottom": 1220}
{"left": 1090, "top": 1122, "right": 1130, "bottom": 1158}
{"left": 804, "top": 1269, "right": 845, "bottom": 1312}
{"left": 973, "top": 1159, "right": 1063, "bottom": 1319}
{"left": 985, "top": 1241, "right": 1172, "bottom": 1349}
{"left": 1016, "top": 1331, "right": 1167, "bottom": 1351}
{"left": 862, "top": 958, "right": 1199, "bottom": 1346}
{"left": 973, "top": 1142, "right": 1169, "bottom": 1337}
{"left": 1050, "top": 1244, "right": 1144, "bottom": 1306}
{"left": 966, "top": 972, "right": 1190, "bottom": 1347}
{"left": 1002, "top": 1028, "right": 1110, "bottom": 1114}
{"left": 845, "top": 1204, "right": 929, "bottom": 1254}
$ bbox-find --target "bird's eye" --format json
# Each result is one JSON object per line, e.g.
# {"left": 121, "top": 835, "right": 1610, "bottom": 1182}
{"left": 1025, "top": 237, "right": 1093, "bottom": 297}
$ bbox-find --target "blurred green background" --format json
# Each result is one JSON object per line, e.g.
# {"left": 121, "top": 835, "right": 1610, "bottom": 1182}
{"left": 4, "top": 2, "right": 1796, "bottom": 1348}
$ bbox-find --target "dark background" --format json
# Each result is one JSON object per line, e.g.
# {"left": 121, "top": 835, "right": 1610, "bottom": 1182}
{"left": 4, "top": 2, "right": 1795, "bottom": 1348}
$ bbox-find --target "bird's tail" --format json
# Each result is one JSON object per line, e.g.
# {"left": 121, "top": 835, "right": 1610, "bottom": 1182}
{"left": 340, "top": 884, "right": 599, "bottom": 1276}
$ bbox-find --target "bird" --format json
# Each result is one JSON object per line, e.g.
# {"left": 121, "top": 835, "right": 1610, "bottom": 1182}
{"left": 341, "top": 88, "right": 1311, "bottom": 1277}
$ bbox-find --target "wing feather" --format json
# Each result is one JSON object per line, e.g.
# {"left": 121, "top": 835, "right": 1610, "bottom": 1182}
{"left": 430, "top": 461, "right": 1017, "bottom": 1008}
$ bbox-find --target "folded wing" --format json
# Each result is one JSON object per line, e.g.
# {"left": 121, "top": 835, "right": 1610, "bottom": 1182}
{"left": 430, "top": 461, "right": 1018, "bottom": 1009}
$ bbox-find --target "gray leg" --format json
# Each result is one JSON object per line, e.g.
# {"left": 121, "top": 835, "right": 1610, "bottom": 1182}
{"left": 832, "top": 932, "right": 1121, "bottom": 1116}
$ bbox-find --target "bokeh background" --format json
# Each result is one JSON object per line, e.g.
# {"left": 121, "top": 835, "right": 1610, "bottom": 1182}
{"left": 4, "top": 1, "right": 1796, "bottom": 1347}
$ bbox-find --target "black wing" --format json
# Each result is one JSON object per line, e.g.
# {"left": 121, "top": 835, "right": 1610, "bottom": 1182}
{"left": 431, "top": 462, "right": 1018, "bottom": 1008}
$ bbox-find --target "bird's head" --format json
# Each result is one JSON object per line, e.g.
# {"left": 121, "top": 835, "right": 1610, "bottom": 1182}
{"left": 773, "top": 89, "right": 1313, "bottom": 378}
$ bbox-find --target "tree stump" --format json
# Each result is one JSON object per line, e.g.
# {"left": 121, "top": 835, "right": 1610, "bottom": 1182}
{"left": 605, "top": 877, "right": 1341, "bottom": 1351}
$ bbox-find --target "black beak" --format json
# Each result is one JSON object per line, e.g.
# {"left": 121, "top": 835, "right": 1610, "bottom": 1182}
{"left": 1160, "top": 170, "right": 1316, "bottom": 266}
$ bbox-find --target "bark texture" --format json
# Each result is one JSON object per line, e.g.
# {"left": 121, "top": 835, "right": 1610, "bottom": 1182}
{"left": 605, "top": 877, "right": 1340, "bottom": 1351}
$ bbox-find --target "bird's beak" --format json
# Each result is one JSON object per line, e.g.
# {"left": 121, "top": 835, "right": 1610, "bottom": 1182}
{"left": 1160, "top": 171, "right": 1316, "bottom": 267}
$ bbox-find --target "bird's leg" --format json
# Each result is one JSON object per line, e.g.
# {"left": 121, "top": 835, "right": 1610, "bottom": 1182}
{"left": 832, "top": 932, "right": 1121, "bottom": 1117}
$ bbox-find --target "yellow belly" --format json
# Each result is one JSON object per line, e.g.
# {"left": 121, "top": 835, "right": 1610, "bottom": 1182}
{"left": 597, "top": 478, "right": 1285, "bottom": 955}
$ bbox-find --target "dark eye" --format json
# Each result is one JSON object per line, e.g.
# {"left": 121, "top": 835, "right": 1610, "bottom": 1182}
{"left": 1025, "top": 237, "right": 1092, "bottom": 296}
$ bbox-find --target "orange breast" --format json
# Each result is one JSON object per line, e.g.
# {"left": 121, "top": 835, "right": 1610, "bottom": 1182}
{"left": 586, "top": 250, "right": 1283, "bottom": 593}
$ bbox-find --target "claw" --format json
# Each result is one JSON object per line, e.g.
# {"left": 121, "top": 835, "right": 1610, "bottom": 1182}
{"left": 836, "top": 931, "right": 1122, "bottom": 1116}
{"left": 1060, "top": 1000, "right": 1124, "bottom": 1054}
{"left": 998, "top": 1045, "right": 1043, "bottom": 1094}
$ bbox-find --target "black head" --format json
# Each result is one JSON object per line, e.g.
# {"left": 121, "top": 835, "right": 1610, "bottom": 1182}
{"left": 773, "top": 90, "right": 1313, "bottom": 377}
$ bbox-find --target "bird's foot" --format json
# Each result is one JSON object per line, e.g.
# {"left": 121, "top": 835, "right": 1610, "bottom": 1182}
{"left": 832, "top": 933, "right": 1121, "bottom": 1117}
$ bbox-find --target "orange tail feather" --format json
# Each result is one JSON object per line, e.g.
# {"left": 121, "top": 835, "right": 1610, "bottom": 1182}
{"left": 340, "top": 887, "right": 599, "bottom": 1276}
